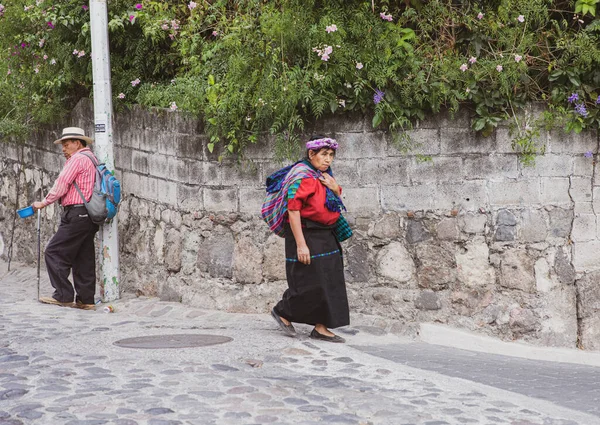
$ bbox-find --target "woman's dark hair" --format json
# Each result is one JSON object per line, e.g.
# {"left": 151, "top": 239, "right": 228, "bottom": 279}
{"left": 305, "top": 134, "right": 336, "bottom": 159}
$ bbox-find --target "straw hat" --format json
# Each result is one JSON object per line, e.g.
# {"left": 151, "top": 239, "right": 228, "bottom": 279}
{"left": 53, "top": 127, "right": 94, "bottom": 145}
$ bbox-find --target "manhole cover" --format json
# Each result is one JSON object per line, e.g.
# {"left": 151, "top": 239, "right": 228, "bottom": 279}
{"left": 114, "top": 334, "right": 233, "bottom": 349}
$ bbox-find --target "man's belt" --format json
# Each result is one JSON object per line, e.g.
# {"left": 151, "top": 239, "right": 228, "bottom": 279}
{"left": 63, "top": 204, "right": 85, "bottom": 210}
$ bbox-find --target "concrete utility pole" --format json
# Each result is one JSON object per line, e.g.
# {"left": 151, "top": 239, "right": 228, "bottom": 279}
{"left": 89, "top": 0, "right": 120, "bottom": 302}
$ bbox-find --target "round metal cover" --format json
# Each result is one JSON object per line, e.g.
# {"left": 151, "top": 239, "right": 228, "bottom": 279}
{"left": 114, "top": 334, "right": 233, "bottom": 349}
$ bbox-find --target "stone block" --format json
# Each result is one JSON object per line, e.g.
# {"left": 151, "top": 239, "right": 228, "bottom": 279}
{"left": 242, "top": 137, "right": 275, "bottom": 160}
{"left": 416, "top": 243, "right": 456, "bottom": 290}
{"left": 455, "top": 236, "right": 495, "bottom": 288}
{"left": 115, "top": 147, "right": 132, "bottom": 171}
{"left": 463, "top": 155, "right": 518, "bottom": 180}
{"left": 157, "top": 132, "right": 178, "bottom": 156}
{"left": 157, "top": 179, "right": 178, "bottom": 206}
{"left": 406, "top": 220, "right": 431, "bottom": 244}
{"left": 137, "top": 175, "right": 159, "bottom": 202}
{"left": 165, "top": 229, "right": 182, "bottom": 273}
{"left": 122, "top": 172, "right": 140, "bottom": 197}
{"left": 519, "top": 209, "right": 547, "bottom": 243}
{"left": 489, "top": 180, "right": 540, "bottom": 206}
{"left": 370, "top": 213, "right": 402, "bottom": 240}
{"left": 594, "top": 187, "right": 600, "bottom": 212}
{"left": 569, "top": 176, "right": 592, "bottom": 203}
{"left": 409, "top": 157, "right": 463, "bottom": 184}
{"left": 494, "top": 225, "right": 515, "bottom": 241}
{"left": 197, "top": 228, "right": 234, "bottom": 278}
{"left": 147, "top": 154, "right": 169, "bottom": 179}
{"left": 499, "top": 248, "right": 536, "bottom": 293}
{"left": 131, "top": 150, "right": 149, "bottom": 175}
{"left": 574, "top": 156, "right": 594, "bottom": 177}
{"left": 571, "top": 213, "right": 596, "bottom": 242}
{"left": 335, "top": 132, "right": 387, "bottom": 159}
{"left": 118, "top": 128, "right": 143, "bottom": 150}
{"left": 177, "top": 184, "right": 203, "bottom": 211}
{"left": 540, "top": 178, "right": 571, "bottom": 205}
{"left": 239, "top": 188, "right": 264, "bottom": 215}
{"left": 579, "top": 317, "right": 600, "bottom": 351}
{"left": 414, "top": 291, "right": 441, "bottom": 310}
{"left": 554, "top": 247, "right": 575, "bottom": 285}
{"left": 233, "top": 233, "right": 263, "bottom": 284}
{"left": 389, "top": 129, "right": 441, "bottom": 156}
{"left": 334, "top": 159, "right": 360, "bottom": 185}
{"left": 381, "top": 185, "right": 429, "bottom": 211}
{"left": 521, "top": 155, "right": 573, "bottom": 177}
{"left": 187, "top": 161, "right": 221, "bottom": 186}
{"left": 538, "top": 286, "right": 577, "bottom": 348}
{"left": 459, "top": 212, "right": 487, "bottom": 234}
{"left": 262, "top": 234, "right": 286, "bottom": 281}
{"left": 429, "top": 181, "right": 487, "bottom": 211}
{"left": 218, "top": 161, "right": 261, "bottom": 187}
{"left": 376, "top": 242, "right": 415, "bottom": 283}
{"left": 436, "top": 218, "right": 459, "bottom": 240}
{"left": 509, "top": 307, "right": 538, "bottom": 336}
{"left": 575, "top": 202, "right": 593, "bottom": 215}
{"left": 535, "top": 257, "right": 557, "bottom": 293}
{"left": 440, "top": 128, "right": 496, "bottom": 154}
{"left": 204, "top": 188, "right": 238, "bottom": 212}
{"left": 547, "top": 207, "right": 573, "bottom": 238}
{"left": 572, "top": 240, "right": 600, "bottom": 272}
{"left": 345, "top": 242, "right": 371, "bottom": 282}
{"left": 548, "top": 128, "right": 597, "bottom": 154}
{"left": 342, "top": 188, "right": 380, "bottom": 215}
{"left": 496, "top": 209, "right": 517, "bottom": 226}
{"left": 176, "top": 134, "right": 205, "bottom": 161}
{"left": 139, "top": 130, "right": 160, "bottom": 153}
{"left": 576, "top": 271, "right": 600, "bottom": 318}
{"left": 358, "top": 158, "right": 410, "bottom": 185}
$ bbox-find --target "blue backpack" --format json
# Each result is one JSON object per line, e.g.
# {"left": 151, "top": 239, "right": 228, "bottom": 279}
{"left": 74, "top": 151, "right": 121, "bottom": 225}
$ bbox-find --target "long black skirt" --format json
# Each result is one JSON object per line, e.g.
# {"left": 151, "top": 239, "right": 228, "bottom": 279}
{"left": 274, "top": 220, "right": 350, "bottom": 329}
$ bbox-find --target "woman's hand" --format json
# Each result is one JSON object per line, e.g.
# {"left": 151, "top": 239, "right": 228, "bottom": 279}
{"left": 318, "top": 173, "right": 340, "bottom": 196}
{"left": 297, "top": 243, "right": 311, "bottom": 265}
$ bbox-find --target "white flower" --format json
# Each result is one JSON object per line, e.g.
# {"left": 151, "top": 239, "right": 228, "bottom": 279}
{"left": 338, "top": 99, "right": 345, "bottom": 108}
{"left": 72, "top": 49, "right": 79, "bottom": 55}
{"left": 39, "top": 38, "right": 45, "bottom": 48}
{"left": 50, "top": 58, "right": 56, "bottom": 65}
{"left": 43, "top": 54, "right": 48, "bottom": 60}
{"left": 477, "top": 12, "right": 484, "bottom": 20}
{"left": 117, "top": 93, "right": 125, "bottom": 99}
{"left": 325, "top": 24, "right": 337, "bottom": 33}
{"left": 469, "top": 56, "right": 477, "bottom": 64}
{"left": 514, "top": 54, "right": 522, "bottom": 63}
{"left": 169, "top": 101, "right": 178, "bottom": 111}
{"left": 460, "top": 63, "right": 468, "bottom": 72}
{"left": 517, "top": 15, "right": 525, "bottom": 23}
{"left": 34, "top": 67, "right": 39, "bottom": 73}
{"left": 356, "top": 62, "right": 363, "bottom": 70}
{"left": 496, "top": 65, "right": 503, "bottom": 72}
{"left": 131, "top": 78, "right": 141, "bottom": 87}
{"left": 188, "top": 1, "right": 197, "bottom": 10}
{"left": 77, "top": 50, "right": 85, "bottom": 57}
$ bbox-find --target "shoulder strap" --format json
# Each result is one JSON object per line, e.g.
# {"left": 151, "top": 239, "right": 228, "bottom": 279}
{"left": 73, "top": 182, "right": 88, "bottom": 205}
{"left": 72, "top": 151, "right": 98, "bottom": 204}
{"left": 76, "top": 150, "right": 99, "bottom": 167}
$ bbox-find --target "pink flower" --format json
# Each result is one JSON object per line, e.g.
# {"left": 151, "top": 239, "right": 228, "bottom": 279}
{"left": 496, "top": 65, "right": 503, "bottom": 72}
{"left": 118, "top": 93, "right": 125, "bottom": 99}
{"left": 135, "top": 3, "right": 142, "bottom": 10}
{"left": 73, "top": 49, "right": 79, "bottom": 55}
{"left": 129, "top": 15, "right": 135, "bottom": 22}
{"left": 39, "top": 38, "right": 45, "bottom": 48}
{"left": 325, "top": 24, "right": 337, "bottom": 33}
{"left": 131, "top": 78, "right": 140, "bottom": 87}
{"left": 356, "top": 62, "right": 363, "bottom": 70}
{"left": 188, "top": 1, "right": 196, "bottom": 10}
{"left": 169, "top": 101, "right": 177, "bottom": 111}
{"left": 477, "top": 12, "right": 484, "bottom": 20}
{"left": 459, "top": 63, "right": 468, "bottom": 72}
{"left": 169, "top": 33, "right": 175, "bottom": 40}
{"left": 380, "top": 12, "right": 393, "bottom": 21}
{"left": 514, "top": 54, "right": 522, "bottom": 63}
{"left": 43, "top": 54, "right": 48, "bottom": 60}
{"left": 212, "top": 30, "right": 218, "bottom": 36}
{"left": 161, "top": 24, "right": 169, "bottom": 30}
{"left": 517, "top": 15, "right": 524, "bottom": 23}
{"left": 78, "top": 50, "right": 85, "bottom": 57}
{"left": 469, "top": 56, "right": 477, "bottom": 64}
{"left": 24, "top": 5, "right": 32, "bottom": 11}
{"left": 34, "top": 67, "right": 39, "bottom": 73}
{"left": 171, "top": 20, "right": 179, "bottom": 30}
{"left": 6, "top": 69, "right": 11, "bottom": 76}
{"left": 47, "top": 21, "right": 54, "bottom": 29}
{"left": 82, "top": 5, "right": 88, "bottom": 10}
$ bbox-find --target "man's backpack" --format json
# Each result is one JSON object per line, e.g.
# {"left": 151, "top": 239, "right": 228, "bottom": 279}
{"left": 73, "top": 151, "right": 121, "bottom": 225}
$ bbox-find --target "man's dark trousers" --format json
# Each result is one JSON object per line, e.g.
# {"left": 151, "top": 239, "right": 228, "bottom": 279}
{"left": 45, "top": 206, "right": 99, "bottom": 304}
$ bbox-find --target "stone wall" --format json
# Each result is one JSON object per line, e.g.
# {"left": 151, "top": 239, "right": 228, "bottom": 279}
{"left": 1, "top": 100, "right": 600, "bottom": 350}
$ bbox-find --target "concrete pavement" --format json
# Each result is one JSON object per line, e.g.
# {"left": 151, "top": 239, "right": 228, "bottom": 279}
{"left": 1, "top": 262, "right": 599, "bottom": 425}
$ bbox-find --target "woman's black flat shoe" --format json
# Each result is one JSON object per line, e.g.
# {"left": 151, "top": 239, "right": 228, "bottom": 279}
{"left": 271, "top": 308, "right": 296, "bottom": 336}
{"left": 309, "top": 328, "right": 346, "bottom": 343}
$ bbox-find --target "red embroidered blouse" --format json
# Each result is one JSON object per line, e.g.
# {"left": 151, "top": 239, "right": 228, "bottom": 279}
{"left": 287, "top": 177, "right": 342, "bottom": 225}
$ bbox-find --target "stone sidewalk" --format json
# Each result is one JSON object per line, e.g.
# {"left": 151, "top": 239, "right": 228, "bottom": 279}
{"left": 1, "top": 263, "right": 599, "bottom": 425}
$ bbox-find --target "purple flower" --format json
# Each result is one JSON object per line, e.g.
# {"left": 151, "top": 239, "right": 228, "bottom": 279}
{"left": 567, "top": 93, "right": 579, "bottom": 104}
{"left": 47, "top": 21, "right": 54, "bottom": 29}
{"left": 82, "top": 5, "right": 88, "bottom": 10}
{"left": 135, "top": 3, "right": 142, "bottom": 10}
{"left": 596, "top": 95, "right": 600, "bottom": 105}
{"left": 584, "top": 151, "right": 593, "bottom": 158}
{"left": 373, "top": 89, "right": 385, "bottom": 104}
{"left": 129, "top": 15, "right": 135, "bottom": 22}
{"left": 575, "top": 103, "right": 588, "bottom": 117}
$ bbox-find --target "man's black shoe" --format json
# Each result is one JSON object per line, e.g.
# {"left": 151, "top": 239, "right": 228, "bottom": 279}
{"left": 271, "top": 308, "right": 296, "bottom": 336}
{"left": 309, "top": 328, "right": 346, "bottom": 343}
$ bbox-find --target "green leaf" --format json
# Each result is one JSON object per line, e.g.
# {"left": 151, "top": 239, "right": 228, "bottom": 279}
{"left": 208, "top": 75, "right": 215, "bottom": 86}
{"left": 372, "top": 113, "right": 383, "bottom": 128}
{"left": 207, "top": 143, "right": 214, "bottom": 153}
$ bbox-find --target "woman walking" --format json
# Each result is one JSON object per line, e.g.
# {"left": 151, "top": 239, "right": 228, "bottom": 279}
{"left": 262, "top": 136, "right": 352, "bottom": 343}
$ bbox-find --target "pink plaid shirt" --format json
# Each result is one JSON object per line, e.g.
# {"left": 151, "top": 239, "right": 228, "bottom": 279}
{"left": 42, "top": 148, "right": 97, "bottom": 207}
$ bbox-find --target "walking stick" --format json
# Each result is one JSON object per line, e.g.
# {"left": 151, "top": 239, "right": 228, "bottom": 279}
{"left": 36, "top": 209, "right": 41, "bottom": 300}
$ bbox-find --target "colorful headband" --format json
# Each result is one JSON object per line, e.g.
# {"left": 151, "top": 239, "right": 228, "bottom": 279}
{"left": 306, "top": 137, "right": 338, "bottom": 150}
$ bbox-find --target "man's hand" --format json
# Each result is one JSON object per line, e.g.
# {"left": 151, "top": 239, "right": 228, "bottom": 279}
{"left": 32, "top": 202, "right": 45, "bottom": 211}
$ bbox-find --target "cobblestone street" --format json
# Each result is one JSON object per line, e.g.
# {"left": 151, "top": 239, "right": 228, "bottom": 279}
{"left": 1, "top": 263, "right": 599, "bottom": 425}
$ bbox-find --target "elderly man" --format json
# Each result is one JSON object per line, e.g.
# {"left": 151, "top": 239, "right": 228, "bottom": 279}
{"left": 32, "top": 127, "right": 99, "bottom": 310}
